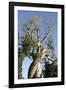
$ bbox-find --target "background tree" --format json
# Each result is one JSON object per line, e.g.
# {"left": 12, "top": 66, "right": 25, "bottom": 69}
{"left": 44, "top": 35, "right": 57, "bottom": 77}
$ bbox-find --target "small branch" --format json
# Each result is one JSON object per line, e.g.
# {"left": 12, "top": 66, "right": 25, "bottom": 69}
{"left": 48, "top": 57, "right": 55, "bottom": 63}
{"left": 18, "top": 43, "right": 22, "bottom": 46}
{"left": 41, "top": 31, "right": 50, "bottom": 43}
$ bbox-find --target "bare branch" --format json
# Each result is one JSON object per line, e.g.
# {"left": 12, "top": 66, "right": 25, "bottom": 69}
{"left": 41, "top": 31, "right": 50, "bottom": 43}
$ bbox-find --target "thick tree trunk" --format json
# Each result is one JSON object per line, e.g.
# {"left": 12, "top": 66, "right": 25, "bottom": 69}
{"left": 28, "top": 62, "right": 42, "bottom": 78}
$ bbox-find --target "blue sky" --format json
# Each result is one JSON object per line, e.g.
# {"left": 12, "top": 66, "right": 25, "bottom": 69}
{"left": 18, "top": 10, "right": 58, "bottom": 79}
